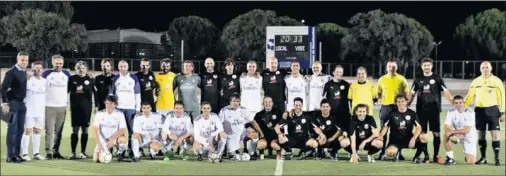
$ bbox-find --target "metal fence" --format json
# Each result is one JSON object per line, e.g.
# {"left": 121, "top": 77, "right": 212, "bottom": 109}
{"left": 1, "top": 56, "right": 505, "bottom": 79}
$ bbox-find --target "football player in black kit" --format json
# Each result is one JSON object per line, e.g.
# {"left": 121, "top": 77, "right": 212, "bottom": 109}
{"left": 408, "top": 58, "right": 453, "bottom": 163}
{"left": 377, "top": 94, "right": 428, "bottom": 162}
{"left": 250, "top": 96, "right": 284, "bottom": 159}
{"left": 94, "top": 58, "right": 115, "bottom": 111}
{"left": 323, "top": 65, "right": 351, "bottom": 132}
{"left": 200, "top": 57, "right": 221, "bottom": 114}
{"left": 272, "top": 97, "right": 326, "bottom": 160}
{"left": 313, "top": 99, "right": 350, "bottom": 160}
{"left": 261, "top": 56, "right": 288, "bottom": 112}
{"left": 68, "top": 61, "right": 98, "bottom": 160}
{"left": 219, "top": 58, "right": 240, "bottom": 110}
{"left": 135, "top": 58, "right": 158, "bottom": 112}
{"left": 347, "top": 104, "right": 384, "bottom": 164}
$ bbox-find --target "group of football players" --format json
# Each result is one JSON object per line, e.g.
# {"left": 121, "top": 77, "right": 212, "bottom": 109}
{"left": 1, "top": 53, "right": 504, "bottom": 166}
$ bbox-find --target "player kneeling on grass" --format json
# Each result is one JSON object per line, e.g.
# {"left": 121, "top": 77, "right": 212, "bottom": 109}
{"left": 250, "top": 96, "right": 284, "bottom": 160}
{"left": 377, "top": 94, "right": 428, "bottom": 162}
{"left": 272, "top": 97, "right": 326, "bottom": 160}
{"left": 92, "top": 95, "right": 129, "bottom": 163}
{"left": 219, "top": 95, "right": 254, "bottom": 160}
{"left": 347, "top": 104, "right": 383, "bottom": 163}
{"left": 443, "top": 95, "right": 478, "bottom": 165}
{"left": 314, "top": 99, "right": 350, "bottom": 160}
{"left": 193, "top": 102, "right": 227, "bottom": 162}
{"left": 162, "top": 101, "right": 193, "bottom": 161}
{"left": 130, "top": 102, "right": 164, "bottom": 162}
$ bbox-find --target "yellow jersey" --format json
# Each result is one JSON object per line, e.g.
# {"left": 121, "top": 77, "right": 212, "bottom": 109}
{"left": 348, "top": 81, "right": 377, "bottom": 115}
{"left": 155, "top": 72, "right": 177, "bottom": 110}
{"left": 377, "top": 73, "right": 409, "bottom": 105}
{"left": 464, "top": 75, "right": 505, "bottom": 113}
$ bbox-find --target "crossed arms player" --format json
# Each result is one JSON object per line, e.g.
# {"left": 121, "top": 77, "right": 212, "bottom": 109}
{"left": 92, "top": 96, "right": 128, "bottom": 163}
{"left": 347, "top": 104, "right": 383, "bottom": 164}
{"left": 272, "top": 97, "right": 326, "bottom": 160}
{"left": 443, "top": 95, "right": 478, "bottom": 165}
{"left": 130, "top": 102, "right": 164, "bottom": 162}
{"left": 162, "top": 101, "right": 193, "bottom": 160}
{"left": 193, "top": 102, "right": 227, "bottom": 162}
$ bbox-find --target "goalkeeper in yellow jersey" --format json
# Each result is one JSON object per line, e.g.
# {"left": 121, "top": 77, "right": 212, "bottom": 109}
{"left": 155, "top": 58, "right": 177, "bottom": 116}
{"left": 348, "top": 66, "right": 377, "bottom": 116}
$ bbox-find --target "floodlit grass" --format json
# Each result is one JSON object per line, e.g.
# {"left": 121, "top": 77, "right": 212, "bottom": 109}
{"left": 1, "top": 110, "right": 504, "bottom": 175}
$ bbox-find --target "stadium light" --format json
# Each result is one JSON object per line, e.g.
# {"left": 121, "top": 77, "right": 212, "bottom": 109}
{"left": 301, "top": 19, "right": 305, "bottom": 24}
{"left": 432, "top": 41, "right": 442, "bottom": 61}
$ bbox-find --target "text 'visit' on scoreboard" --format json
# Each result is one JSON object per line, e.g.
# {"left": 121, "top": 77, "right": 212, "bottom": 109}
{"left": 266, "top": 26, "right": 316, "bottom": 69}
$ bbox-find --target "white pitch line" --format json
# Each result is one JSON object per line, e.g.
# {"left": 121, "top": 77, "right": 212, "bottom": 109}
{"left": 274, "top": 159, "right": 284, "bottom": 176}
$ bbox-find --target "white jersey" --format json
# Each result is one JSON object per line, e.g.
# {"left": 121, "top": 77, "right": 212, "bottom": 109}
{"left": 42, "top": 70, "right": 70, "bottom": 107}
{"left": 240, "top": 75, "right": 262, "bottom": 112}
{"left": 219, "top": 106, "right": 250, "bottom": 135}
{"left": 308, "top": 73, "right": 331, "bottom": 111}
{"left": 133, "top": 112, "right": 164, "bottom": 140}
{"left": 24, "top": 77, "right": 46, "bottom": 117}
{"left": 163, "top": 111, "right": 193, "bottom": 137}
{"left": 111, "top": 73, "right": 141, "bottom": 110}
{"left": 445, "top": 108, "right": 477, "bottom": 140}
{"left": 93, "top": 110, "right": 127, "bottom": 140}
{"left": 285, "top": 74, "right": 308, "bottom": 111}
{"left": 194, "top": 113, "right": 223, "bottom": 143}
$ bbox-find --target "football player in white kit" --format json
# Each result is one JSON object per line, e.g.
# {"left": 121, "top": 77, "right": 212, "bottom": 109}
{"left": 21, "top": 61, "right": 46, "bottom": 161}
{"left": 92, "top": 95, "right": 128, "bottom": 163}
{"left": 193, "top": 102, "right": 227, "bottom": 162}
{"left": 443, "top": 95, "right": 478, "bottom": 165}
{"left": 219, "top": 94, "right": 252, "bottom": 159}
{"left": 285, "top": 61, "right": 308, "bottom": 112}
{"left": 131, "top": 102, "right": 164, "bottom": 162}
{"left": 240, "top": 60, "right": 263, "bottom": 121}
{"left": 306, "top": 61, "right": 331, "bottom": 112}
{"left": 162, "top": 101, "right": 193, "bottom": 161}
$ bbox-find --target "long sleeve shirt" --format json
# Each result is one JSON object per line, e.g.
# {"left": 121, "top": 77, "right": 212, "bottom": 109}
{"left": 1, "top": 64, "right": 27, "bottom": 103}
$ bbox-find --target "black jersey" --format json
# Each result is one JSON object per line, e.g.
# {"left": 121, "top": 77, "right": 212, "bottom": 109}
{"left": 199, "top": 71, "right": 221, "bottom": 107}
{"left": 323, "top": 79, "right": 351, "bottom": 111}
{"left": 135, "top": 71, "right": 158, "bottom": 104}
{"left": 290, "top": 113, "right": 317, "bottom": 139}
{"left": 68, "top": 75, "right": 97, "bottom": 107}
{"left": 254, "top": 109, "right": 283, "bottom": 136}
{"left": 349, "top": 115, "right": 377, "bottom": 140}
{"left": 94, "top": 74, "right": 114, "bottom": 110}
{"left": 220, "top": 73, "right": 241, "bottom": 103}
{"left": 313, "top": 112, "right": 340, "bottom": 137}
{"left": 411, "top": 74, "right": 447, "bottom": 110}
{"left": 261, "top": 69, "right": 288, "bottom": 103}
{"left": 384, "top": 109, "right": 419, "bottom": 140}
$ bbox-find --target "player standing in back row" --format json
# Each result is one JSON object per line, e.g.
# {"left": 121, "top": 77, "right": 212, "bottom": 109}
{"left": 155, "top": 58, "right": 177, "bottom": 115}
{"left": 174, "top": 61, "right": 201, "bottom": 120}
{"left": 94, "top": 58, "right": 115, "bottom": 111}
{"left": 464, "top": 61, "right": 505, "bottom": 166}
{"left": 135, "top": 58, "right": 158, "bottom": 112}
{"left": 307, "top": 61, "right": 331, "bottom": 113}
{"left": 262, "top": 57, "right": 288, "bottom": 112}
{"left": 219, "top": 58, "right": 241, "bottom": 110}
{"left": 285, "top": 61, "right": 307, "bottom": 111}
{"left": 323, "top": 65, "right": 351, "bottom": 132}
{"left": 200, "top": 57, "right": 221, "bottom": 114}
{"left": 240, "top": 60, "right": 263, "bottom": 121}
{"left": 408, "top": 58, "right": 453, "bottom": 163}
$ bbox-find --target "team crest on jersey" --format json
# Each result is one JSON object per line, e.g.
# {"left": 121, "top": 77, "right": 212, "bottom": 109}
{"left": 149, "top": 76, "right": 153, "bottom": 80}
{"left": 429, "top": 79, "right": 435, "bottom": 84}
{"left": 406, "top": 115, "right": 411, "bottom": 121}
{"left": 232, "top": 75, "right": 237, "bottom": 79}
{"left": 301, "top": 119, "right": 306, "bottom": 124}
{"left": 276, "top": 71, "right": 280, "bottom": 75}
{"left": 340, "top": 85, "right": 345, "bottom": 90}
{"left": 272, "top": 115, "right": 277, "bottom": 120}
{"left": 84, "top": 80, "right": 90, "bottom": 85}
{"left": 364, "top": 124, "right": 369, "bottom": 129}
{"left": 326, "top": 120, "right": 331, "bottom": 125}
{"left": 213, "top": 75, "right": 218, "bottom": 79}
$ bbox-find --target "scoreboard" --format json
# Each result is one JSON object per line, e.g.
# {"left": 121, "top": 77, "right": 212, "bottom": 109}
{"left": 266, "top": 26, "right": 316, "bottom": 69}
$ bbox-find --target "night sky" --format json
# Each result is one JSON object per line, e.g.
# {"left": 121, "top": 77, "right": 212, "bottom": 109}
{"left": 71, "top": 1, "right": 505, "bottom": 61}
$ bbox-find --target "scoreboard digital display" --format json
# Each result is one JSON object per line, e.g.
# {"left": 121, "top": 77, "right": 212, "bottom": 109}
{"left": 266, "top": 26, "right": 316, "bottom": 69}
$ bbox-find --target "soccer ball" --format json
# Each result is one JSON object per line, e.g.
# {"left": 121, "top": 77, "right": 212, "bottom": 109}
{"left": 449, "top": 135, "right": 460, "bottom": 144}
{"left": 241, "top": 153, "right": 251, "bottom": 161}
{"left": 99, "top": 151, "right": 112, "bottom": 164}
{"left": 208, "top": 152, "right": 220, "bottom": 163}
{"left": 234, "top": 154, "right": 243, "bottom": 161}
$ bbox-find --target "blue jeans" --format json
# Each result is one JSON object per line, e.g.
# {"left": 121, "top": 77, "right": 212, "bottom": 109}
{"left": 379, "top": 105, "right": 395, "bottom": 155}
{"left": 6, "top": 101, "right": 26, "bottom": 158}
{"left": 117, "top": 108, "right": 136, "bottom": 151}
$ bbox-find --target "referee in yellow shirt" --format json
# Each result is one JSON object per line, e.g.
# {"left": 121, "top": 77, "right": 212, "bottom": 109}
{"left": 376, "top": 60, "right": 409, "bottom": 160}
{"left": 464, "top": 61, "right": 505, "bottom": 166}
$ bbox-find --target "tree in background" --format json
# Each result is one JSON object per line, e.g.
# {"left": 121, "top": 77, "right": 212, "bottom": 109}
{"left": 1, "top": 9, "right": 87, "bottom": 60}
{"left": 455, "top": 8, "right": 506, "bottom": 61}
{"left": 168, "top": 16, "right": 219, "bottom": 59}
{"left": 221, "top": 9, "right": 302, "bottom": 61}
{"left": 0, "top": 1, "right": 74, "bottom": 19}
{"left": 341, "top": 9, "right": 434, "bottom": 76}
{"left": 316, "top": 23, "right": 347, "bottom": 62}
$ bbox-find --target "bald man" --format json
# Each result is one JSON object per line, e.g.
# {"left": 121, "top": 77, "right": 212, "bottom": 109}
{"left": 464, "top": 61, "right": 505, "bottom": 166}
{"left": 261, "top": 57, "right": 288, "bottom": 112}
{"left": 199, "top": 57, "right": 221, "bottom": 114}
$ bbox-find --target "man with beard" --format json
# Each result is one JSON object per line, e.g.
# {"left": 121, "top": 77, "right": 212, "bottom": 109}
{"left": 219, "top": 58, "right": 240, "bottom": 110}
{"left": 135, "top": 58, "right": 158, "bottom": 112}
{"left": 306, "top": 61, "right": 331, "bottom": 113}
{"left": 94, "top": 58, "right": 115, "bottom": 111}
{"left": 323, "top": 65, "right": 351, "bottom": 132}
{"left": 261, "top": 57, "right": 288, "bottom": 112}
{"left": 155, "top": 58, "right": 177, "bottom": 116}
{"left": 199, "top": 57, "right": 221, "bottom": 114}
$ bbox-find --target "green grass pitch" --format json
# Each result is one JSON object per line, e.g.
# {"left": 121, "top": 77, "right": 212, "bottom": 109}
{"left": 1, "top": 110, "right": 505, "bottom": 175}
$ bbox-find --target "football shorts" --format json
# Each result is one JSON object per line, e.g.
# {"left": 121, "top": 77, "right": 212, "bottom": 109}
{"left": 24, "top": 116, "right": 44, "bottom": 129}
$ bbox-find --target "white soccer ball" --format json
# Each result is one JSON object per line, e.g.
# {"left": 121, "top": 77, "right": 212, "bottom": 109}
{"left": 99, "top": 151, "right": 112, "bottom": 164}
{"left": 234, "top": 154, "right": 243, "bottom": 161}
{"left": 208, "top": 152, "right": 220, "bottom": 163}
{"left": 241, "top": 153, "right": 251, "bottom": 161}
{"left": 449, "top": 135, "right": 460, "bottom": 144}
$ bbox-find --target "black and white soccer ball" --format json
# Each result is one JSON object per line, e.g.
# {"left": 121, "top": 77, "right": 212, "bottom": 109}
{"left": 99, "top": 151, "right": 112, "bottom": 164}
{"left": 241, "top": 153, "right": 250, "bottom": 161}
{"left": 208, "top": 152, "right": 220, "bottom": 163}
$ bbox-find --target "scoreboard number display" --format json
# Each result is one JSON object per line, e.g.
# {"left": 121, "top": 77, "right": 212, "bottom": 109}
{"left": 266, "top": 26, "right": 316, "bottom": 69}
